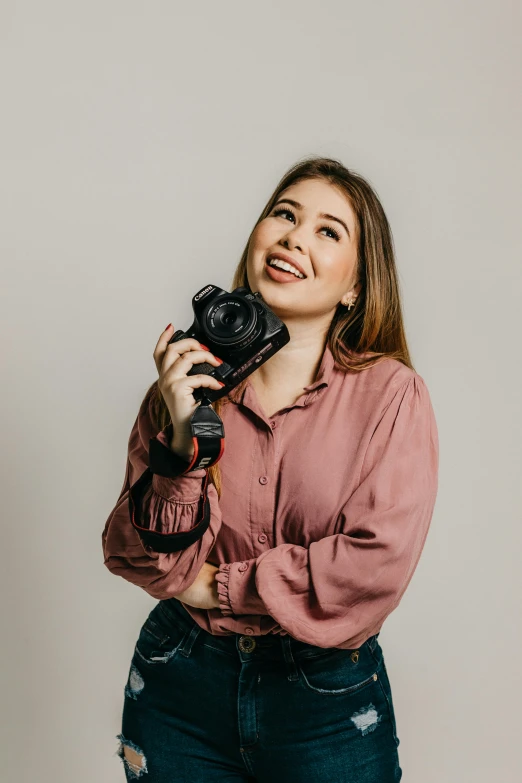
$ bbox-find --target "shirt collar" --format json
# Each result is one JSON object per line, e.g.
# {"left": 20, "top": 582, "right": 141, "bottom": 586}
{"left": 302, "top": 342, "right": 335, "bottom": 392}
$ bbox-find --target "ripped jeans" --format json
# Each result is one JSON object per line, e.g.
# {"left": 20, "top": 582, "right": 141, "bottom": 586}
{"left": 117, "top": 598, "right": 402, "bottom": 782}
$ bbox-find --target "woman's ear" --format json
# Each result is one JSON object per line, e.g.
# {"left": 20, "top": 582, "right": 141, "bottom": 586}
{"left": 341, "top": 280, "right": 361, "bottom": 306}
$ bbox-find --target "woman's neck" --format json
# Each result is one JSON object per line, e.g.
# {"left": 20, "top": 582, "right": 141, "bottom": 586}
{"left": 249, "top": 324, "right": 329, "bottom": 395}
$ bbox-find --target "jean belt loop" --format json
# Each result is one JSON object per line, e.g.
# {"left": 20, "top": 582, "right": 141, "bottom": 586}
{"left": 280, "top": 635, "right": 299, "bottom": 682}
{"left": 178, "top": 623, "right": 202, "bottom": 658}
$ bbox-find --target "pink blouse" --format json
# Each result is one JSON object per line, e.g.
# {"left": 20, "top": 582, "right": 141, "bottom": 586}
{"left": 102, "top": 344, "right": 439, "bottom": 649}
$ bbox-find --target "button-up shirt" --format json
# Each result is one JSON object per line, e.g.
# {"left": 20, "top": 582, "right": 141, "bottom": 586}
{"left": 102, "top": 344, "right": 439, "bottom": 649}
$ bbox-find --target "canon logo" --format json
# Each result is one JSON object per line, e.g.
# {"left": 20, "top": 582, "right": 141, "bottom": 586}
{"left": 195, "top": 286, "right": 213, "bottom": 302}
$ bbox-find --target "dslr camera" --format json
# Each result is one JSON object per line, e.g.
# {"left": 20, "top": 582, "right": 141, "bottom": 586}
{"left": 167, "top": 285, "right": 290, "bottom": 403}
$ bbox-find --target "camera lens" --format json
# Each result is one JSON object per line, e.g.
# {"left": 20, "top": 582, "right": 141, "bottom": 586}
{"left": 203, "top": 294, "right": 258, "bottom": 345}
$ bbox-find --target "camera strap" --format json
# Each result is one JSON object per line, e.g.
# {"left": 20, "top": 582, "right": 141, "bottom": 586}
{"left": 148, "top": 396, "right": 225, "bottom": 475}
{"left": 182, "top": 395, "right": 225, "bottom": 471}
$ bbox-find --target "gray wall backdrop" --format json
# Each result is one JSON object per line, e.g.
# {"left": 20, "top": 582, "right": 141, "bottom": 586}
{"left": 1, "top": 1, "right": 521, "bottom": 781}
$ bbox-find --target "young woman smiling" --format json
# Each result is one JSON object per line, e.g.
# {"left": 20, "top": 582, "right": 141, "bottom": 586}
{"left": 103, "top": 156, "right": 439, "bottom": 782}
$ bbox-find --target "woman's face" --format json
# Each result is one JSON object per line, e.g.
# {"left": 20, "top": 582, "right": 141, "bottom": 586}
{"left": 246, "top": 178, "right": 360, "bottom": 321}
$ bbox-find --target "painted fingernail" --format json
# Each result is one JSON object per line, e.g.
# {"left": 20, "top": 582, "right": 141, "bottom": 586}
{"left": 217, "top": 381, "right": 226, "bottom": 387}
{"left": 165, "top": 323, "right": 172, "bottom": 331}
{"left": 199, "top": 343, "right": 210, "bottom": 351}
{"left": 215, "top": 357, "right": 223, "bottom": 364}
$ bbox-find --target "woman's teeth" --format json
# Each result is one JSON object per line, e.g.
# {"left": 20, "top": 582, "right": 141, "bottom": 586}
{"left": 267, "top": 259, "right": 305, "bottom": 278}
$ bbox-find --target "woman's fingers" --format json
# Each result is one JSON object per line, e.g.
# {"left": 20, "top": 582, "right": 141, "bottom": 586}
{"left": 154, "top": 326, "right": 223, "bottom": 380}
{"left": 153, "top": 324, "right": 175, "bottom": 374}
{"left": 162, "top": 348, "right": 223, "bottom": 383}
{"left": 153, "top": 328, "right": 201, "bottom": 376}
{"left": 178, "top": 374, "right": 226, "bottom": 393}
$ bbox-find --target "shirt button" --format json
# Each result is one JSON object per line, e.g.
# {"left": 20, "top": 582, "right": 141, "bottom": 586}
{"left": 238, "top": 562, "right": 248, "bottom": 572}
{"left": 259, "top": 476, "right": 268, "bottom": 485}
{"left": 244, "top": 627, "right": 254, "bottom": 635}
{"left": 258, "top": 534, "right": 267, "bottom": 543}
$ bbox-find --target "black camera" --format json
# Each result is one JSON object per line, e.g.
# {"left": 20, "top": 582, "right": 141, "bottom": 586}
{"left": 167, "top": 285, "right": 290, "bottom": 403}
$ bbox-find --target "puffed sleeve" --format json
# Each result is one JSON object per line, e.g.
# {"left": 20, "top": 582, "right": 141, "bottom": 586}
{"left": 215, "top": 374, "right": 439, "bottom": 648}
{"left": 102, "top": 389, "right": 223, "bottom": 599}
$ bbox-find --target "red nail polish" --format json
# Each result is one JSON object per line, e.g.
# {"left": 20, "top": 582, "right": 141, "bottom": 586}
{"left": 165, "top": 323, "right": 172, "bottom": 331}
{"left": 218, "top": 381, "right": 226, "bottom": 387}
{"left": 199, "top": 343, "right": 210, "bottom": 351}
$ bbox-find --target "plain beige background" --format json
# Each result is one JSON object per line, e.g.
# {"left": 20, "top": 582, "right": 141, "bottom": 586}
{"left": 1, "top": 1, "right": 521, "bottom": 780}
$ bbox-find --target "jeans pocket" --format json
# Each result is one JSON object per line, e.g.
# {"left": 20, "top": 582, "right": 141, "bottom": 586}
{"left": 296, "top": 640, "right": 380, "bottom": 696}
{"left": 134, "top": 602, "right": 189, "bottom": 666}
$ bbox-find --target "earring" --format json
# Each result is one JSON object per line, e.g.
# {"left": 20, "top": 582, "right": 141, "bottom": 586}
{"left": 342, "top": 293, "right": 357, "bottom": 310}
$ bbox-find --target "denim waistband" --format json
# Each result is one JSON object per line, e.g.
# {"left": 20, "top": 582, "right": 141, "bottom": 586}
{"left": 159, "top": 597, "right": 380, "bottom": 660}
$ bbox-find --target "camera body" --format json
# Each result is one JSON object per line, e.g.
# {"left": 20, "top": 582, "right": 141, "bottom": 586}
{"left": 167, "top": 284, "right": 290, "bottom": 403}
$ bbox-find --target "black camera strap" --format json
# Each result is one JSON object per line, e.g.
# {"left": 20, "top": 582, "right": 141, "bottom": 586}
{"left": 148, "top": 396, "right": 225, "bottom": 475}
{"left": 177, "top": 396, "right": 225, "bottom": 472}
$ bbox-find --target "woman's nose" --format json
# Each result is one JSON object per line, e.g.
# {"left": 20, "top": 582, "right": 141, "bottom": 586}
{"left": 281, "top": 234, "right": 303, "bottom": 253}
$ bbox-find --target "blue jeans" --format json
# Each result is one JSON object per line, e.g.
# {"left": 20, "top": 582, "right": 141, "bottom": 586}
{"left": 117, "top": 598, "right": 402, "bottom": 781}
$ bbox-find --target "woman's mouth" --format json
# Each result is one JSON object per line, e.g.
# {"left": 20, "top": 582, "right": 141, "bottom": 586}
{"left": 265, "top": 259, "right": 306, "bottom": 284}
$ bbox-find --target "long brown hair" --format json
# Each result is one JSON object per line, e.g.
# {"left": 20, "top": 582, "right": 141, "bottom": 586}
{"left": 144, "top": 155, "right": 414, "bottom": 498}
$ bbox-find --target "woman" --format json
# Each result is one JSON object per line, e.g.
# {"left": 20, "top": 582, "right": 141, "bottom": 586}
{"left": 102, "top": 156, "right": 439, "bottom": 782}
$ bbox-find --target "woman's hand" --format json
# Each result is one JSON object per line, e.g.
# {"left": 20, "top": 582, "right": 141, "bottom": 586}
{"left": 173, "top": 561, "right": 220, "bottom": 610}
{"left": 153, "top": 325, "right": 225, "bottom": 460}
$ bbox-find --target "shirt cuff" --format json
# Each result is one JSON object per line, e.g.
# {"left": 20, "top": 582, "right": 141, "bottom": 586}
{"left": 152, "top": 472, "right": 207, "bottom": 502}
{"left": 215, "top": 560, "right": 267, "bottom": 616}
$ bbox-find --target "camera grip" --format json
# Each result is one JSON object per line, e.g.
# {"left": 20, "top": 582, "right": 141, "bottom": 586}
{"left": 187, "top": 360, "right": 216, "bottom": 377}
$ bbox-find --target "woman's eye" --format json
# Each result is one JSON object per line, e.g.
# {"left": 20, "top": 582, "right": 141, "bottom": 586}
{"left": 321, "top": 226, "right": 341, "bottom": 241}
{"left": 272, "top": 208, "right": 340, "bottom": 241}
{"left": 273, "top": 208, "right": 294, "bottom": 221}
